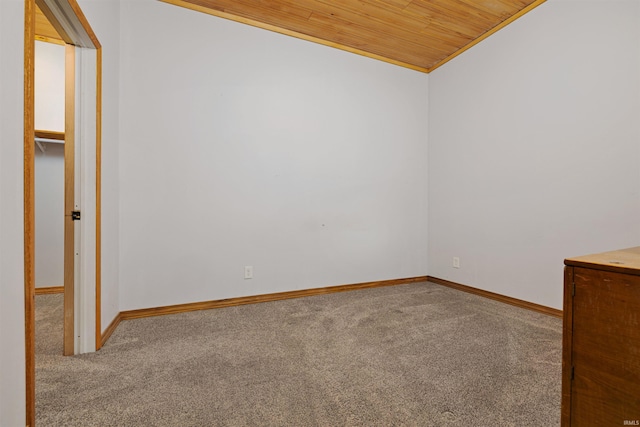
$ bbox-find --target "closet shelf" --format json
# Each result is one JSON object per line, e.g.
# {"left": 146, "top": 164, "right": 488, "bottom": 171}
{"left": 34, "top": 129, "right": 65, "bottom": 153}
{"left": 35, "top": 129, "right": 65, "bottom": 142}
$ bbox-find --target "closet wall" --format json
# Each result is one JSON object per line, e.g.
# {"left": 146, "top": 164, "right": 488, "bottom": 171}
{"left": 34, "top": 41, "right": 65, "bottom": 288}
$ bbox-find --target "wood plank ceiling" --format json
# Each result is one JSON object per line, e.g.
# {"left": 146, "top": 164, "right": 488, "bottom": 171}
{"left": 35, "top": 4, "right": 65, "bottom": 44}
{"left": 161, "top": 0, "right": 546, "bottom": 72}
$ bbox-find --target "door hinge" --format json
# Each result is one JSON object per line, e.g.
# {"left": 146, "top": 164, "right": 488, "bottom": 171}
{"left": 71, "top": 210, "right": 81, "bottom": 221}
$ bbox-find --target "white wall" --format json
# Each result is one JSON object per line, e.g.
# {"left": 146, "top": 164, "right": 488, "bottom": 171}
{"left": 0, "top": 0, "right": 26, "bottom": 423}
{"left": 77, "top": 0, "right": 121, "bottom": 333}
{"left": 35, "top": 143, "right": 65, "bottom": 287}
{"left": 35, "top": 41, "right": 65, "bottom": 132}
{"left": 118, "top": 0, "right": 429, "bottom": 310}
{"left": 35, "top": 41, "right": 65, "bottom": 289}
{"left": 428, "top": 0, "right": 640, "bottom": 309}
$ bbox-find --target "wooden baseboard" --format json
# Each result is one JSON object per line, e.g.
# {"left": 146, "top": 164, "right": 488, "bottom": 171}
{"left": 99, "top": 275, "right": 561, "bottom": 348}
{"left": 35, "top": 286, "right": 64, "bottom": 295}
{"left": 120, "top": 276, "right": 429, "bottom": 321}
{"left": 100, "top": 312, "right": 122, "bottom": 348}
{"left": 427, "top": 276, "right": 562, "bottom": 318}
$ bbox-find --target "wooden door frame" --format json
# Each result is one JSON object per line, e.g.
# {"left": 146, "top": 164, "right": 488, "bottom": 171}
{"left": 63, "top": 42, "right": 75, "bottom": 356}
{"left": 24, "top": 0, "right": 101, "bottom": 424}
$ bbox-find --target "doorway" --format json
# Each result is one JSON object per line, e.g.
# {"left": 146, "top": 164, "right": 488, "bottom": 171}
{"left": 24, "top": 0, "right": 102, "bottom": 425}
{"left": 33, "top": 36, "right": 66, "bottom": 361}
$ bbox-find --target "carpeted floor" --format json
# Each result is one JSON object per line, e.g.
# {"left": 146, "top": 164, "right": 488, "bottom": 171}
{"left": 36, "top": 282, "right": 562, "bottom": 426}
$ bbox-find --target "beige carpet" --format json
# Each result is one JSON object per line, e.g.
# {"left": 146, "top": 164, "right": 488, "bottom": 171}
{"left": 36, "top": 282, "right": 562, "bottom": 426}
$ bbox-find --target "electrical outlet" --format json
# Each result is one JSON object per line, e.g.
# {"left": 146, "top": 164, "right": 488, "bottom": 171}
{"left": 453, "top": 257, "right": 460, "bottom": 269}
{"left": 244, "top": 266, "right": 253, "bottom": 279}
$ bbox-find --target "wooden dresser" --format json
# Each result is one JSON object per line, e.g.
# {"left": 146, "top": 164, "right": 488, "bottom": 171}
{"left": 562, "top": 247, "right": 640, "bottom": 426}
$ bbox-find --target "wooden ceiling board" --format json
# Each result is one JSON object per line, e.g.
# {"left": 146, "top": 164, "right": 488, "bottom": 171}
{"left": 35, "top": 4, "right": 65, "bottom": 44}
{"left": 161, "top": 0, "right": 546, "bottom": 72}
{"left": 405, "top": 1, "right": 496, "bottom": 32}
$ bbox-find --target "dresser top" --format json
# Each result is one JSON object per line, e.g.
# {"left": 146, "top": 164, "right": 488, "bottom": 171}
{"left": 565, "top": 246, "right": 640, "bottom": 275}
